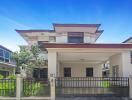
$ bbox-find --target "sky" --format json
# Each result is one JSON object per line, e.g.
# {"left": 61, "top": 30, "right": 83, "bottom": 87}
{"left": 0, "top": 0, "right": 132, "bottom": 51}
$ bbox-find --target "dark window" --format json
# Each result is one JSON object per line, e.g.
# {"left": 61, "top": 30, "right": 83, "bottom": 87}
{"left": 68, "top": 32, "right": 84, "bottom": 43}
{"left": 64, "top": 68, "right": 71, "bottom": 77}
{"left": 86, "top": 68, "right": 93, "bottom": 77}
{"left": 33, "top": 68, "right": 48, "bottom": 79}
{"left": 0, "top": 70, "right": 9, "bottom": 78}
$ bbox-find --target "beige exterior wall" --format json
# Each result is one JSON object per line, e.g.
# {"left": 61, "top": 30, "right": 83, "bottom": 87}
{"left": 59, "top": 62, "right": 102, "bottom": 77}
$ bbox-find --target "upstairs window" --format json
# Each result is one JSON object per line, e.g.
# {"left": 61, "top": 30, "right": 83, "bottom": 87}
{"left": 68, "top": 32, "right": 84, "bottom": 43}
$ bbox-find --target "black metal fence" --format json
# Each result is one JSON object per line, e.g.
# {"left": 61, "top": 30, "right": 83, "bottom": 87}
{"left": 23, "top": 79, "right": 50, "bottom": 97}
{"left": 0, "top": 79, "right": 16, "bottom": 97}
{"left": 56, "top": 77, "right": 129, "bottom": 97}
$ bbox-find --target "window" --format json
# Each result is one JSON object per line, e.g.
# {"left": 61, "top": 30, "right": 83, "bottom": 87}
{"left": 33, "top": 68, "right": 48, "bottom": 79}
{"left": 0, "top": 49, "right": 4, "bottom": 61}
{"left": 4, "top": 51, "right": 10, "bottom": 62}
{"left": 64, "top": 68, "right": 71, "bottom": 77}
{"left": 86, "top": 68, "right": 93, "bottom": 77}
{"left": 0, "top": 70, "right": 9, "bottom": 78}
{"left": 68, "top": 32, "right": 84, "bottom": 43}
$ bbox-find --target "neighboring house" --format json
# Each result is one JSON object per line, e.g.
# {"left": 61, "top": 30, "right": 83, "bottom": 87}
{"left": 123, "top": 37, "right": 132, "bottom": 64}
{"left": 123, "top": 37, "right": 132, "bottom": 43}
{"left": 0, "top": 45, "right": 15, "bottom": 77}
{"left": 16, "top": 23, "right": 132, "bottom": 80}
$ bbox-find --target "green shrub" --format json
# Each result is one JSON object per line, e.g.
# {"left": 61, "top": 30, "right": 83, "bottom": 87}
{"left": 23, "top": 82, "right": 41, "bottom": 96}
{"left": 102, "top": 80, "right": 111, "bottom": 88}
{"left": 0, "top": 80, "right": 16, "bottom": 96}
{"left": 0, "top": 74, "right": 4, "bottom": 79}
{"left": 7, "top": 75, "right": 16, "bottom": 79}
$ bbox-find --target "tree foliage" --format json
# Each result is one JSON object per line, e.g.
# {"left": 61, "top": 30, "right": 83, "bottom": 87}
{"left": 11, "top": 44, "right": 45, "bottom": 74}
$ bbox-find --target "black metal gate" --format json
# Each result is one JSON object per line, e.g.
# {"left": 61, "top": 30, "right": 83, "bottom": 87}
{"left": 56, "top": 77, "right": 129, "bottom": 97}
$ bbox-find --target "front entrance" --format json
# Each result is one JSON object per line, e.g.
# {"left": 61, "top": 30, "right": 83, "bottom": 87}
{"left": 56, "top": 77, "right": 129, "bottom": 97}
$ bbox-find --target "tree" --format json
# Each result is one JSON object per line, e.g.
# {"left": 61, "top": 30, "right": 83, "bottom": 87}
{"left": 11, "top": 44, "right": 45, "bottom": 75}
{"left": 11, "top": 46, "right": 32, "bottom": 74}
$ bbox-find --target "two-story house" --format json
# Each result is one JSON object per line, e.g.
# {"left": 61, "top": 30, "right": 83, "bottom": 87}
{"left": 0, "top": 45, "right": 15, "bottom": 77}
{"left": 16, "top": 23, "right": 132, "bottom": 80}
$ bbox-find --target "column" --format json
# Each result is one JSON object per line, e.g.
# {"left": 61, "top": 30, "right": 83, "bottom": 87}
{"left": 48, "top": 50, "right": 57, "bottom": 77}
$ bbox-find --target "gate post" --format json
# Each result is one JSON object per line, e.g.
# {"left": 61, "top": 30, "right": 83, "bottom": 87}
{"left": 129, "top": 75, "right": 132, "bottom": 99}
{"left": 16, "top": 74, "right": 22, "bottom": 100}
{"left": 50, "top": 74, "right": 56, "bottom": 100}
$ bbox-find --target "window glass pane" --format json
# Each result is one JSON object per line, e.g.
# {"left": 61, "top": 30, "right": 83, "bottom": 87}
{"left": 5, "top": 59, "right": 9, "bottom": 63}
{"left": 68, "top": 32, "right": 84, "bottom": 43}
{"left": 64, "top": 68, "right": 71, "bottom": 77}
{"left": 86, "top": 68, "right": 93, "bottom": 77}
{"left": 4, "top": 51, "right": 10, "bottom": 59}
{"left": 68, "top": 37, "right": 83, "bottom": 43}
{"left": 0, "top": 57, "right": 4, "bottom": 61}
{"left": 0, "top": 49, "right": 3, "bottom": 57}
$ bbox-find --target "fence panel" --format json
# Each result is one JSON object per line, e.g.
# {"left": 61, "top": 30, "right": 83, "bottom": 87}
{"left": 56, "top": 77, "right": 129, "bottom": 97}
{"left": 23, "top": 78, "right": 50, "bottom": 97}
{"left": 0, "top": 79, "right": 16, "bottom": 97}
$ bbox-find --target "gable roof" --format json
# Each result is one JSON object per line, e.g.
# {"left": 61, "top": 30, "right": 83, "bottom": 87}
{"left": 123, "top": 37, "right": 132, "bottom": 43}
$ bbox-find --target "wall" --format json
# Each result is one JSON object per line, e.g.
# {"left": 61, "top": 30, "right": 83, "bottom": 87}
{"left": 109, "top": 53, "right": 123, "bottom": 77}
{"left": 109, "top": 52, "right": 132, "bottom": 77}
{"left": 59, "top": 62, "right": 102, "bottom": 77}
{"left": 56, "top": 36, "right": 67, "bottom": 43}
{"left": 122, "top": 52, "right": 132, "bottom": 77}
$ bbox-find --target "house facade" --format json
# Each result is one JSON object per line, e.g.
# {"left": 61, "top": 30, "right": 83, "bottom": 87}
{"left": 0, "top": 45, "right": 15, "bottom": 77}
{"left": 16, "top": 23, "right": 132, "bottom": 80}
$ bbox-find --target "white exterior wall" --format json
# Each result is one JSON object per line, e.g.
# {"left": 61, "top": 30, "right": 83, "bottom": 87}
{"left": 122, "top": 52, "right": 132, "bottom": 77}
{"left": 56, "top": 36, "right": 67, "bottom": 43}
{"left": 59, "top": 63, "right": 102, "bottom": 77}
{"left": 109, "top": 52, "right": 132, "bottom": 77}
{"left": 109, "top": 53, "right": 123, "bottom": 77}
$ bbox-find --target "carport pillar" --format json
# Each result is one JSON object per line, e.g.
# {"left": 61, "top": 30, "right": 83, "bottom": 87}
{"left": 48, "top": 50, "right": 57, "bottom": 77}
